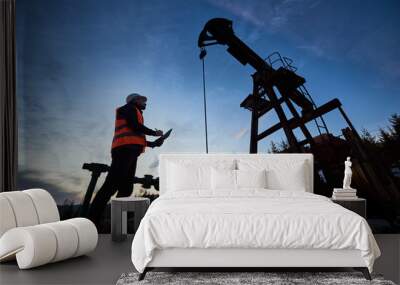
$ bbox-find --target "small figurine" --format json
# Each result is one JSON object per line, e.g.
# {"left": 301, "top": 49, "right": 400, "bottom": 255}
{"left": 343, "top": 157, "right": 353, "bottom": 189}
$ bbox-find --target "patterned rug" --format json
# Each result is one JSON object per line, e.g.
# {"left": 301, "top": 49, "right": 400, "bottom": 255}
{"left": 116, "top": 271, "right": 396, "bottom": 285}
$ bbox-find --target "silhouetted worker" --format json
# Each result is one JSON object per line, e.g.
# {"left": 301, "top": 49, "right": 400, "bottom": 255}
{"left": 88, "top": 93, "right": 163, "bottom": 227}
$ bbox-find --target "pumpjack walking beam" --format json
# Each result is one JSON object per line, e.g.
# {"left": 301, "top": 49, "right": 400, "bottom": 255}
{"left": 198, "top": 18, "right": 316, "bottom": 152}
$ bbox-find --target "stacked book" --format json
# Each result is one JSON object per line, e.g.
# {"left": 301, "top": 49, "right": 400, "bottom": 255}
{"left": 332, "top": 188, "right": 358, "bottom": 200}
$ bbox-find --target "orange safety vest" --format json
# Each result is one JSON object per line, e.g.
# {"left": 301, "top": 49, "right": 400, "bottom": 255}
{"left": 111, "top": 107, "right": 146, "bottom": 151}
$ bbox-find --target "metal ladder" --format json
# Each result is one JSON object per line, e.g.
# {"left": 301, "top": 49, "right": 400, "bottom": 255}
{"left": 266, "top": 52, "right": 330, "bottom": 136}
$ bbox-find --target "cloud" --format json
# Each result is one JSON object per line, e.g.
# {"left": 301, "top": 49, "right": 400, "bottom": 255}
{"left": 148, "top": 158, "right": 159, "bottom": 169}
{"left": 164, "top": 119, "right": 195, "bottom": 137}
{"left": 133, "top": 184, "right": 159, "bottom": 197}
{"left": 209, "top": 0, "right": 319, "bottom": 31}
{"left": 17, "top": 169, "right": 85, "bottom": 204}
{"left": 233, "top": 127, "right": 249, "bottom": 140}
{"left": 296, "top": 44, "right": 324, "bottom": 57}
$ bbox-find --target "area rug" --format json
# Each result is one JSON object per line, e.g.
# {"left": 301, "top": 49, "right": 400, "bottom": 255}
{"left": 116, "top": 271, "right": 396, "bottom": 285}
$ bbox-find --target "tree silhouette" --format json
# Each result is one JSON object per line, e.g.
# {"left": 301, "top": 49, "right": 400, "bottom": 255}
{"left": 361, "top": 113, "right": 400, "bottom": 175}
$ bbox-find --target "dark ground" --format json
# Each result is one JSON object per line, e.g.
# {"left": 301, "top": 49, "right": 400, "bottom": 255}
{"left": 0, "top": 234, "right": 134, "bottom": 285}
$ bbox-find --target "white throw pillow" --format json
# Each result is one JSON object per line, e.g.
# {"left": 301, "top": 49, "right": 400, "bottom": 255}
{"left": 238, "top": 159, "right": 307, "bottom": 191}
{"left": 166, "top": 159, "right": 236, "bottom": 192}
{"left": 167, "top": 162, "right": 209, "bottom": 191}
{"left": 267, "top": 162, "right": 307, "bottom": 191}
{"left": 211, "top": 168, "right": 236, "bottom": 190}
{"left": 236, "top": 169, "right": 267, "bottom": 189}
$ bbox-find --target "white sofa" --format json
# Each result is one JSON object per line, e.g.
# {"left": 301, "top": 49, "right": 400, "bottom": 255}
{"left": 0, "top": 189, "right": 98, "bottom": 269}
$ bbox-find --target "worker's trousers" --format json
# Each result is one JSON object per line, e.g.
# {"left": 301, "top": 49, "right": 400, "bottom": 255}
{"left": 88, "top": 145, "right": 142, "bottom": 228}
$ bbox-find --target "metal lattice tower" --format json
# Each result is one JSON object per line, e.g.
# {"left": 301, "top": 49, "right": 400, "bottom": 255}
{"left": 266, "top": 52, "right": 330, "bottom": 136}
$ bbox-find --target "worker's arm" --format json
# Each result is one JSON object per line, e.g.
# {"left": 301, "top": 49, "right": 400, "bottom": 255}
{"left": 119, "top": 105, "right": 158, "bottom": 136}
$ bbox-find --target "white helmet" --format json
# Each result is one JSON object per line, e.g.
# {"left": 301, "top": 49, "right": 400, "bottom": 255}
{"left": 126, "top": 93, "right": 147, "bottom": 104}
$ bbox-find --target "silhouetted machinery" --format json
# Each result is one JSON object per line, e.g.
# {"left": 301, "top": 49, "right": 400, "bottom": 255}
{"left": 198, "top": 18, "right": 399, "bottom": 221}
{"left": 80, "top": 163, "right": 110, "bottom": 217}
{"left": 80, "top": 163, "right": 159, "bottom": 217}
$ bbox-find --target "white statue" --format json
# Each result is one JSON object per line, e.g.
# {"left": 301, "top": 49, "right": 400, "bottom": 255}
{"left": 342, "top": 157, "right": 353, "bottom": 189}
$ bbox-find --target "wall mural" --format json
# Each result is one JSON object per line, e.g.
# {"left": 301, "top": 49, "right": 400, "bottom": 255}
{"left": 16, "top": 0, "right": 400, "bottom": 233}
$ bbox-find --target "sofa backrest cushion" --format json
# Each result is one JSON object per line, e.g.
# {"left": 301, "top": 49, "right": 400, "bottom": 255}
{"left": 0, "top": 189, "right": 60, "bottom": 238}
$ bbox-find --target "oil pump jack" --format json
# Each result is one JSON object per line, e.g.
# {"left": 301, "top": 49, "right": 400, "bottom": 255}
{"left": 198, "top": 18, "right": 399, "bottom": 221}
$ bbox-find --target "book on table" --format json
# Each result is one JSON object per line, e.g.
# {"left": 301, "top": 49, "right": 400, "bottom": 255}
{"left": 333, "top": 192, "right": 357, "bottom": 197}
{"left": 333, "top": 188, "right": 357, "bottom": 193}
{"left": 332, "top": 188, "right": 358, "bottom": 200}
{"left": 332, "top": 194, "right": 359, "bottom": 200}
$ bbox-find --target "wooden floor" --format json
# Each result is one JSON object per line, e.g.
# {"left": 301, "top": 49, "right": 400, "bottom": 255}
{"left": 0, "top": 235, "right": 134, "bottom": 285}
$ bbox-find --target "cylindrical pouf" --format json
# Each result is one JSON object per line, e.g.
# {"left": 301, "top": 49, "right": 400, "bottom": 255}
{"left": 0, "top": 226, "right": 57, "bottom": 269}
{"left": 42, "top": 221, "right": 79, "bottom": 262}
{"left": 64, "top": 218, "right": 98, "bottom": 257}
{"left": 23, "top": 189, "right": 60, "bottom": 223}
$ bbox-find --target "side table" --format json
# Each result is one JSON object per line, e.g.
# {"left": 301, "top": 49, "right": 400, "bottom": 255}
{"left": 331, "top": 198, "right": 366, "bottom": 218}
{"left": 111, "top": 197, "right": 150, "bottom": 242}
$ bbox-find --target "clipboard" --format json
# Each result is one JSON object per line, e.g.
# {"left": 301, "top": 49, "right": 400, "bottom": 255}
{"left": 161, "top": 128, "right": 172, "bottom": 141}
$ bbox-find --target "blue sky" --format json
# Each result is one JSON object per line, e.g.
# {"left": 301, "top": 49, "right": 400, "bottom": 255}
{"left": 16, "top": 0, "right": 400, "bottom": 203}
